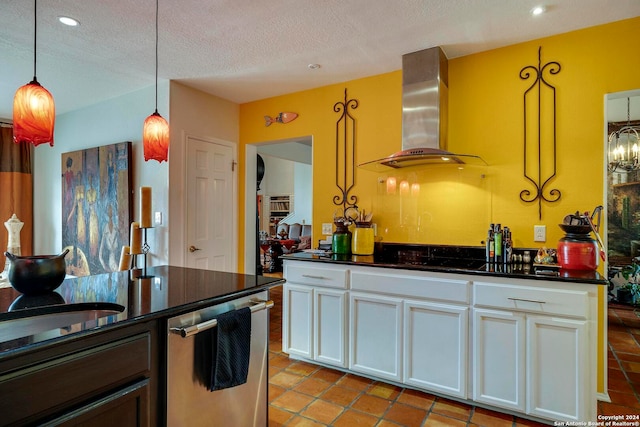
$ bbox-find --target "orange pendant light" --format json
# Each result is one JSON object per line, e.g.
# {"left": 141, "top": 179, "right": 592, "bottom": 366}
{"left": 143, "top": 0, "right": 169, "bottom": 163}
{"left": 13, "top": 0, "right": 55, "bottom": 146}
{"left": 143, "top": 110, "right": 169, "bottom": 162}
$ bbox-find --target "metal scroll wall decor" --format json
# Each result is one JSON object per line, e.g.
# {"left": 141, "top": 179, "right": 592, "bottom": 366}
{"left": 333, "top": 88, "right": 359, "bottom": 217}
{"left": 519, "top": 46, "right": 562, "bottom": 220}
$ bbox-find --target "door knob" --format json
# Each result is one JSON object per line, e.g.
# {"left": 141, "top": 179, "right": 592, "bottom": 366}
{"left": 189, "top": 245, "right": 201, "bottom": 252}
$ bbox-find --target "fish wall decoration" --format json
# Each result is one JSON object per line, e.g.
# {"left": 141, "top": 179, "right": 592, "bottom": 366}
{"left": 264, "top": 112, "right": 298, "bottom": 126}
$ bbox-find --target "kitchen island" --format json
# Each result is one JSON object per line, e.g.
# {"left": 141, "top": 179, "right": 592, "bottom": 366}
{"left": 282, "top": 246, "right": 607, "bottom": 425}
{"left": 0, "top": 265, "right": 284, "bottom": 426}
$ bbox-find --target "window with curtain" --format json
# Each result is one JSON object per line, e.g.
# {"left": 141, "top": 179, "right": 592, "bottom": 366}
{"left": 0, "top": 125, "right": 34, "bottom": 263}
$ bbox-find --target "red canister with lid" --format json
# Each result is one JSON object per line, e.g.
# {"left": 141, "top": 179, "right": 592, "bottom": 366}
{"left": 557, "top": 232, "right": 598, "bottom": 270}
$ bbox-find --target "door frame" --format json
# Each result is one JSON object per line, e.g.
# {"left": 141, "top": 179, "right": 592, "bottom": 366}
{"left": 602, "top": 88, "right": 640, "bottom": 402}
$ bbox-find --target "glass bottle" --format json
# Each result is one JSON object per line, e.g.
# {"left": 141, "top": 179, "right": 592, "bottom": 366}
{"left": 352, "top": 222, "right": 374, "bottom": 255}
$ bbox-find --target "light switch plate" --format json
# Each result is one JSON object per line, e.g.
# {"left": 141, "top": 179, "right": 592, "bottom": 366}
{"left": 155, "top": 211, "right": 162, "bottom": 225}
{"left": 322, "top": 223, "right": 333, "bottom": 235}
{"left": 534, "top": 225, "right": 546, "bottom": 242}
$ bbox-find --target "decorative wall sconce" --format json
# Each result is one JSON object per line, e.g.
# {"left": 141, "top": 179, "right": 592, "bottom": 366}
{"left": 333, "top": 89, "right": 359, "bottom": 217}
{"left": 519, "top": 46, "right": 562, "bottom": 220}
{"left": 608, "top": 97, "right": 639, "bottom": 172}
{"left": 264, "top": 112, "right": 298, "bottom": 126}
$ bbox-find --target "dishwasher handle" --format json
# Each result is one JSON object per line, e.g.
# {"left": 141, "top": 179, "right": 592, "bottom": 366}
{"left": 170, "top": 299, "right": 274, "bottom": 338}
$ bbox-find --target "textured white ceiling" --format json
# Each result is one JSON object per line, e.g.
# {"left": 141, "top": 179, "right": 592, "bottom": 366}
{"left": 1, "top": 0, "right": 639, "bottom": 119}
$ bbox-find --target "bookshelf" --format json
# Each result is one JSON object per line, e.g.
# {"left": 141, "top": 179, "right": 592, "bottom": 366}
{"left": 268, "top": 195, "right": 291, "bottom": 235}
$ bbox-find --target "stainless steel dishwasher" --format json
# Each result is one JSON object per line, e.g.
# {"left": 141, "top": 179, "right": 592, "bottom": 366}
{"left": 166, "top": 290, "right": 271, "bottom": 426}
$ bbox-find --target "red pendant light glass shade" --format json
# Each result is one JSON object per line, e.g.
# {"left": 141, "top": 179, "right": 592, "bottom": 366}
{"left": 143, "top": 110, "right": 169, "bottom": 162}
{"left": 143, "top": 0, "right": 169, "bottom": 163}
{"left": 13, "top": 0, "right": 55, "bottom": 147}
{"left": 13, "top": 79, "right": 55, "bottom": 146}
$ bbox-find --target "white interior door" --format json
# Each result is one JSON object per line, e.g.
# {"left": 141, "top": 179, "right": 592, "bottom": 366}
{"left": 186, "top": 136, "right": 236, "bottom": 271}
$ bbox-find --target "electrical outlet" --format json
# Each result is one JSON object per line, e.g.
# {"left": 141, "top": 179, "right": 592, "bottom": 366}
{"left": 534, "top": 225, "right": 546, "bottom": 242}
{"left": 154, "top": 211, "right": 162, "bottom": 225}
{"left": 322, "top": 223, "right": 333, "bottom": 235}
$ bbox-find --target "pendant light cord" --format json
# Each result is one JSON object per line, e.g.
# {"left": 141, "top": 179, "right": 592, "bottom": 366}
{"left": 154, "top": 0, "right": 159, "bottom": 113}
{"left": 33, "top": 0, "right": 38, "bottom": 81}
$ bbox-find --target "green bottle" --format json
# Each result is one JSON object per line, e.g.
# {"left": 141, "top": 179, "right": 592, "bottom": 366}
{"left": 494, "top": 224, "right": 503, "bottom": 263}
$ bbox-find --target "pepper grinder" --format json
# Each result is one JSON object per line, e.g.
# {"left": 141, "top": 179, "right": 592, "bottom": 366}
{"left": 2, "top": 214, "right": 24, "bottom": 280}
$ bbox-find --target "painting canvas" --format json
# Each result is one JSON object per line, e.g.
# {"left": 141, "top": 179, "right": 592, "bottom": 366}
{"left": 62, "top": 142, "right": 132, "bottom": 276}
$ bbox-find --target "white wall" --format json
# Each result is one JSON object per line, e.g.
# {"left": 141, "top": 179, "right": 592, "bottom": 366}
{"left": 257, "top": 141, "right": 312, "bottom": 165}
{"left": 260, "top": 154, "right": 294, "bottom": 195}
{"left": 34, "top": 82, "right": 170, "bottom": 268}
{"left": 168, "top": 82, "right": 239, "bottom": 267}
{"left": 291, "top": 162, "right": 312, "bottom": 224}
{"left": 257, "top": 153, "right": 312, "bottom": 228}
{"left": 33, "top": 80, "right": 240, "bottom": 272}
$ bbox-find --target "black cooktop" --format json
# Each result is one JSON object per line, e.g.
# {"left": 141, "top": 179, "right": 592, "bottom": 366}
{"left": 374, "top": 244, "right": 487, "bottom": 271}
{"left": 393, "top": 249, "right": 487, "bottom": 270}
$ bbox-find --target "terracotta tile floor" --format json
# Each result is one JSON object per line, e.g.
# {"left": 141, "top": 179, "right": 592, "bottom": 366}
{"left": 268, "top": 284, "right": 640, "bottom": 426}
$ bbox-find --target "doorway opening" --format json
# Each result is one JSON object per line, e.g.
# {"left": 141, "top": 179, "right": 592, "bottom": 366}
{"left": 244, "top": 136, "right": 313, "bottom": 275}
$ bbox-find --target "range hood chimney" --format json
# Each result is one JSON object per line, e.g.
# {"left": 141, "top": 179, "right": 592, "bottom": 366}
{"left": 359, "top": 47, "right": 486, "bottom": 170}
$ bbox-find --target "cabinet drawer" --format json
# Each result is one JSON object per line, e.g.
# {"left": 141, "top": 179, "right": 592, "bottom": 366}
{"left": 473, "top": 282, "right": 589, "bottom": 318}
{"left": 285, "top": 261, "right": 348, "bottom": 289}
{"left": 351, "top": 269, "right": 470, "bottom": 304}
{"left": 0, "top": 333, "right": 151, "bottom": 426}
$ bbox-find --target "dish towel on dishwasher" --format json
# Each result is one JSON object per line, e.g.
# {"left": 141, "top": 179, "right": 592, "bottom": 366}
{"left": 208, "top": 306, "right": 252, "bottom": 391}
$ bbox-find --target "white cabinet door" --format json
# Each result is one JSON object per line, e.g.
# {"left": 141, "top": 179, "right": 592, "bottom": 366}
{"left": 282, "top": 283, "right": 313, "bottom": 358}
{"left": 349, "top": 292, "right": 403, "bottom": 382}
{"left": 527, "top": 316, "right": 588, "bottom": 422}
{"left": 404, "top": 300, "right": 468, "bottom": 398}
{"left": 314, "top": 288, "right": 347, "bottom": 367}
{"left": 473, "top": 308, "right": 526, "bottom": 412}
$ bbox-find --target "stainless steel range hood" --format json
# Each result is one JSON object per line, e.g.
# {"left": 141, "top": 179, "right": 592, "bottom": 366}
{"left": 359, "top": 47, "right": 486, "bottom": 171}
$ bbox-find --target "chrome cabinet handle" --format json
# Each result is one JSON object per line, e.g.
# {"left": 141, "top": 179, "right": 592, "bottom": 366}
{"left": 302, "top": 274, "right": 328, "bottom": 280}
{"left": 170, "top": 299, "right": 274, "bottom": 338}
{"left": 189, "top": 245, "right": 200, "bottom": 252}
{"left": 508, "top": 297, "right": 546, "bottom": 304}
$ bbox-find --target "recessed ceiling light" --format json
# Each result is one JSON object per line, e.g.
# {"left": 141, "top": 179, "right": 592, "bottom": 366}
{"left": 58, "top": 16, "right": 80, "bottom": 26}
{"left": 308, "top": 64, "right": 321, "bottom": 70}
{"left": 531, "top": 6, "right": 546, "bottom": 16}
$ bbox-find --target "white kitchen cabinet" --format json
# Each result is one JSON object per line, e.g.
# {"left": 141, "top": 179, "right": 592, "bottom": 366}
{"left": 350, "top": 267, "right": 471, "bottom": 396}
{"left": 473, "top": 308, "right": 526, "bottom": 412}
{"left": 404, "top": 300, "right": 468, "bottom": 398}
{"left": 282, "top": 283, "right": 313, "bottom": 359}
{"left": 282, "top": 258, "right": 600, "bottom": 424}
{"left": 527, "top": 315, "right": 587, "bottom": 421}
{"left": 349, "top": 291, "right": 403, "bottom": 382}
{"left": 472, "top": 280, "right": 595, "bottom": 423}
{"left": 283, "top": 261, "right": 349, "bottom": 368}
{"left": 314, "top": 288, "right": 347, "bottom": 367}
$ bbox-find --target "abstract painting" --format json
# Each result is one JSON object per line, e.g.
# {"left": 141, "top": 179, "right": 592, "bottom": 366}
{"left": 62, "top": 142, "right": 132, "bottom": 276}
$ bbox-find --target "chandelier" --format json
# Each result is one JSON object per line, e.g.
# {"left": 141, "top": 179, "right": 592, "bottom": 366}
{"left": 608, "top": 97, "right": 639, "bottom": 172}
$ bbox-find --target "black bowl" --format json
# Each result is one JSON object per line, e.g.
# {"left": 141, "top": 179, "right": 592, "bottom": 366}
{"left": 558, "top": 224, "right": 592, "bottom": 235}
{"left": 5, "top": 249, "right": 69, "bottom": 296}
{"left": 8, "top": 292, "right": 66, "bottom": 311}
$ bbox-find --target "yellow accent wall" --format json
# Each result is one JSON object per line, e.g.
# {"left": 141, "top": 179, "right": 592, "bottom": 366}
{"left": 239, "top": 17, "right": 640, "bottom": 395}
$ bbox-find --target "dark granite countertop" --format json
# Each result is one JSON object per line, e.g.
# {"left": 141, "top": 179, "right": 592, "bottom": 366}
{"left": 0, "top": 265, "right": 285, "bottom": 356}
{"left": 283, "top": 243, "right": 607, "bottom": 286}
